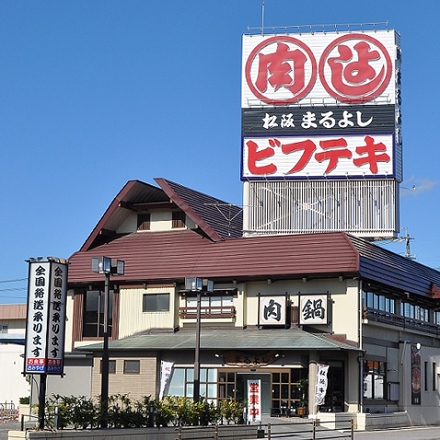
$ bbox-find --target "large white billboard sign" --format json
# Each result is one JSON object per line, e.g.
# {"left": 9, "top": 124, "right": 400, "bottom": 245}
{"left": 242, "top": 30, "right": 397, "bottom": 107}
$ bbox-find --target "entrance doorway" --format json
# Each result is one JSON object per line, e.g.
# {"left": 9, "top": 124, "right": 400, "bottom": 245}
{"left": 237, "top": 373, "right": 271, "bottom": 417}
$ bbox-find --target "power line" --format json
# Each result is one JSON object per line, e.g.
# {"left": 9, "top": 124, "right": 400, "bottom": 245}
{"left": 0, "top": 278, "right": 27, "bottom": 284}
{"left": 0, "top": 287, "right": 27, "bottom": 292}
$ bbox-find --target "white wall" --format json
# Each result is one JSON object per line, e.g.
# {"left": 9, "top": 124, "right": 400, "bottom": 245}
{"left": 0, "top": 344, "right": 30, "bottom": 407}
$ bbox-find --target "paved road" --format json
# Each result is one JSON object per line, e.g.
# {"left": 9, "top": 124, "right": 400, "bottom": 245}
{"left": 3, "top": 422, "right": 440, "bottom": 440}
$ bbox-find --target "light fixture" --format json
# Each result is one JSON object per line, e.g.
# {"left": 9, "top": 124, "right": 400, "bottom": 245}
{"left": 302, "top": 277, "right": 307, "bottom": 283}
{"left": 91, "top": 256, "right": 125, "bottom": 428}
{"left": 185, "top": 277, "right": 214, "bottom": 402}
{"left": 185, "top": 277, "right": 214, "bottom": 293}
{"left": 91, "top": 256, "right": 112, "bottom": 274}
{"left": 91, "top": 257, "right": 125, "bottom": 275}
{"left": 267, "top": 278, "right": 272, "bottom": 285}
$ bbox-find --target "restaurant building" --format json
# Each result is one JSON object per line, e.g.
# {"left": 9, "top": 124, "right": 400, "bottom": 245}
{"left": 58, "top": 178, "right": 440, "bottom": 427}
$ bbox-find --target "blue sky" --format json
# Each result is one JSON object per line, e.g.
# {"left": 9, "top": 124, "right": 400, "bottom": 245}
{"left": 1, "top": 0, "right": 439, "bottom": 303}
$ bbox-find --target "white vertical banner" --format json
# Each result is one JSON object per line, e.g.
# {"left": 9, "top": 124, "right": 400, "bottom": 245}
{"left": 24, "top": 259, "right": 68, "bottom": 375}
{"left": 159, "top": 361, "right": 174, "bottom": 399}
{"left": 25, "top": 261, "right": 51, "bottom": 373}
{"left": 46, "top": 262, "right": 68, "bottom": 374}
{"left": 247, "top": 379, "right": 261, "bottom": 422}
{"left": 315, "top": 364, "right": 330, "bottom": 406}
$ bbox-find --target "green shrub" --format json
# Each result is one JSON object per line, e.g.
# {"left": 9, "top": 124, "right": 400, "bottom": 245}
{"left": 41, "top": 394, "right": 243, "bottom": 430}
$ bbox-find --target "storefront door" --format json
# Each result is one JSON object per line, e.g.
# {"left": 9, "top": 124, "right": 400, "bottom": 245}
{"left": 236, "top": 373, "right": 271, "bottom": 419}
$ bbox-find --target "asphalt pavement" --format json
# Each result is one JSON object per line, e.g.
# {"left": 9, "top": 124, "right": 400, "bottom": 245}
{"left": 2, "top": 422, "right": 440, "bottom": 440}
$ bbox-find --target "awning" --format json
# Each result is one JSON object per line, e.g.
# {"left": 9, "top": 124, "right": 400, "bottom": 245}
{"left": 76, "top": 327, "right": 360, "bottom": 353}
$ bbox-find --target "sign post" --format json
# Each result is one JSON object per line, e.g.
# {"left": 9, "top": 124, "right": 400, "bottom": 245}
{"left": 23, "top": 258, "right": 68, "bottom": 430}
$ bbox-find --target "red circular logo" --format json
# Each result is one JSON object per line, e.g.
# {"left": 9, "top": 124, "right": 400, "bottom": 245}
{"left": 319, "top": 33, "right": 392, "bottom": 104}
{"left": 245, "top": 36, "right": 317, "bottom": 105}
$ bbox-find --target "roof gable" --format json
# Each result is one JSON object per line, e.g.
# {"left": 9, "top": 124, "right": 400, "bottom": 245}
{"left": 80, "top": 179, "right": 243, "bottom": 251}
{"left": 155, "top": 178, "right": 242, "bottom": 241}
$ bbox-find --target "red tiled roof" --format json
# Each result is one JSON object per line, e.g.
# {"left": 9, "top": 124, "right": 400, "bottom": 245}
{"left": 70, "top": 179, "right": 440, "bottom": 300}
{"left": 80, "top": 179, "right": 242, "bottom": 252}
{"left": 68, "top": 230, "right": 360, "bottom": 284}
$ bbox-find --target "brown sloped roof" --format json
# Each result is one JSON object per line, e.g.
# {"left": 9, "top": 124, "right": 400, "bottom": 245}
{"left": 80, "top": 179, "right": 242, "bottom": 251}
{"left": 69, "top": 228, "right": 440, "bottom": 300}
{"left": 348, "top": 235, "right": 440, "bottom": 300}
{"left": 68, "top": 230, "right": 360, "bottom": 284}
{"left": 156, "top": 178, "right": 243, "bottom": 240}
{"left": 71, "top": 179, "right": 440, "bottom": 300}
{"left": 80, "top": 180, "right": 170, "bottom": 251}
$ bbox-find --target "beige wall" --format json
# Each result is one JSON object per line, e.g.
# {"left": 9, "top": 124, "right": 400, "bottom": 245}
{"left": 64, "top": 289, "right": 75, "bottom": 352}
{"left": 119, "top": 287, "right": 176, "bottom": 338}
{"left": 91, "top": 356, "right": 158, "bottom": 401}
{"left": 116, "top": 211, "right": 197, "bottom": 234}
{"left": 244, "top": 278, "right": 358, "bottom": 342}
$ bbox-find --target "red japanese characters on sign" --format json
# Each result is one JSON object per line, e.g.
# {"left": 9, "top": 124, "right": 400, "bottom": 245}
{"left": 242, "top": 134, "right": 393, "bottom": 179}
{"left": 247, "top": 380, "right": 262, "bottom": 422}
{"left": 245, "top": 36, "right": 317, "bottom": 105}
{"left": 242, "top": 31, "right": 396, "bottom": 107}
{"left": 319, "top": 34, "right": 392, "bottom": 104}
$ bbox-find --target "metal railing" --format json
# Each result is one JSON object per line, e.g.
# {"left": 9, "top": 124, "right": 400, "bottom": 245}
{"left": 363, "top": 307, "right": 440, "bottom": 336}
{"left": 0, "top": 402, "right": 18, "bottom": 423}
{"left": 179, "top": 306, "right": 236, "bottom": 319}
{"left": 173, "top": 419, "right": 354, "bottom": 439}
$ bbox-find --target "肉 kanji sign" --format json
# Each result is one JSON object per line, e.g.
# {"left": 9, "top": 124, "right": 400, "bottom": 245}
{"left": 242, "top": 30, "right": 397, "bottom": 107}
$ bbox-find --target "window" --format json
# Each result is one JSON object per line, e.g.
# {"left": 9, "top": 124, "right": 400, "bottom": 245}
{"left": 124, "top": 360, "right": 140, "bottom": 374}
{"left": 433, "top": 363, "right": 437, "bottom": 391}
{"left": 218, "top": 371, "right": 236, "bottom": 401}
{"left": 363, "top": 360, "right": 385, "bottom": 400}
{"left": 172, "top": 211, "right": 185, "bottom": 228}
{"left": 362, "top": 291, "right": 394, "bottom": 313}
{"left": 400, "top": 302, "right": 430, "bottom": 323}
{"left": 271, "top": 370, "right": 306, "bottom": 416}
{"left": 143, "top": 293, "right": 170, "bottom": 312}
{"left": 167, "top": 367, "right": 217, "bottom": 401}
{"left": 137, "top": 213, "right": 151, "bottom": 231}
{"left": 186, "top": 295, "right": 233, "bottom": 309}
{"left": 100, "top": 360, "right": 116, "bottom": 374}
{"left": 425, "top": 362, "right": 428, "bottom": 391}
{"left": 83, "top": 290, "right": 113, "bottom": 338}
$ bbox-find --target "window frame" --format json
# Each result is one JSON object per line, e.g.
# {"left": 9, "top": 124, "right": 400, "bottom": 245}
{"left": 124, "top": 360, "right": 140, "bottom": 374}
{"left": 172, "top": 211, "right": 185, "bottom": 228}
{"left": 143, "top": 293, "right": 170, "bottom": 312}
{"left": 82, "top": 289, "right": 114, "bottom": 338}
{"left": 100, "top": 359, "right": 116, "bottom": 374}
{"left": 137, "top": 213, "right": 151, "bottom": 231}
{"left": 363, "top": 360, "right": 386, "bottom": 400}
